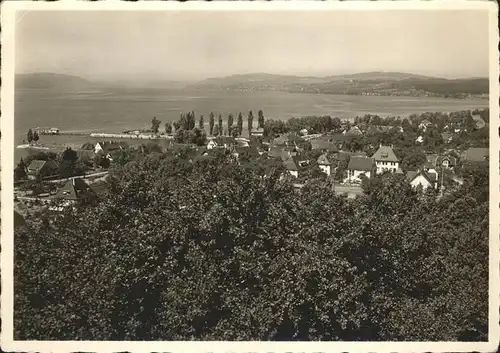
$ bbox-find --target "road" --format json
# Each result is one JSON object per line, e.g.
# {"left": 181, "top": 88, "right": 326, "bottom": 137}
{"left": 44, "top": 171, "right": 109, "bottom": 184}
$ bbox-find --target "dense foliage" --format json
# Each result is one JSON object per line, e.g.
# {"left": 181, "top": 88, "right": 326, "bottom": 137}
{"left": 15, "top": 149, "right": 488, "bottom": 341}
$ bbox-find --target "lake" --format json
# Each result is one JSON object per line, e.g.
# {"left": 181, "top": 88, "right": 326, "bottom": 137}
{"left": 13, "top": 87, "right": 488, "bottom": 161}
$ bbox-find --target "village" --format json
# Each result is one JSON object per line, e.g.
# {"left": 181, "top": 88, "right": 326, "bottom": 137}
{"left": 13, "top": 108, "right": 489, "bottom": 221}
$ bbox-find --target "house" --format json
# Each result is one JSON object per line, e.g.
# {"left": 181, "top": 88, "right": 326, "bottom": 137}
{"left": 372, "top": 145, "right": 400, "bottom": 174}
{"left": 415, "top": 135, "right": 424, "bottom": 144}
{"left": 317, "top": 153, "right": 332, "bottom": 176}
{"left": 310, "top": 138, "right": 338, "bottom": 152}
{"left": 472, "top": 114, "right": 487, "bottom": 130}
{"left": 418, "top": 119, "right": 433, "bottom": 131}
{"left": 437, "top": 155, "right": 457, "bottom": 169}
{"left": 235, "top": 137, "right": 250, "bottom": 148}
{"left": 268, "top": 146, "right": 290, "bottom": 160}
{"left": 207, "top": 139, "right": 218, "bottom": 150}
{"left": 441, "top": 132, "right": 453, "bottom": 143}
{"left": 249, "top": 127, "right": 264, "bottom": 137}
{"left": 406, "top": 170, "right": 437, "bottom": 190}
{"left": 283, "top": 156, "right": 299, "bottom": 178}
{"left": 95, "top": 141, "right": 128, "bottom": 155}
{"left": 461, "top": 147, "right": 489, "bottom": 162}
{"left": 343, "top": 126, "right": 363, "bottom": 136}
{"left": 215, "top": 136, "right": 235, "bottom": 149}
{"left": 346, "top": 156, "right": 375, "bottom": 182}
{"left": 299, "top": 128, "right": 309, "bottom": 136}
{"left": 26, "top": 160, "right": 58, "bottom": 180}
{"left": 55, "top": 178, "right": 97, "bottom": 204}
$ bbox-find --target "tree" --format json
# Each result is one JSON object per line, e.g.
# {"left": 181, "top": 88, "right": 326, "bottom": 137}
{"left": 27, "top": 129, "right": 34, "bottom": 144}
{"left": 165, "top": 122, "right": 173, "bottom": 135}
{"left": 151, "top": 117, "right": 161, "bottom": 134}
{"left": 199, "top": 115, "right": 204, "bottom": 130}
{"left": 173, "top": 121, "right": 180, "bottom": 133}
{"left": 247, "top": 110, "right": 254, "bottom": 134}
{"left": 14, "top": 158, "right": 27, "bottom": 182}
{"left": 209, "top": 112, "right": 215, "bottom": 136}
{"left": 258, "top": 110, "right": 265, "bottom": 128}
{"left": 33, "top": 131, "right": 40, "bottom": 144}
{"left": 227, "top": 114, "right": 234, "bottom": 135}
{"left": 237, "top": 113, "right": 243, "bottom": 136}
{"left": 218, "top": 114, "right": 223, "bottom": 136}
{"left": 213, "top": 124, "right": 220, "bottom": 137}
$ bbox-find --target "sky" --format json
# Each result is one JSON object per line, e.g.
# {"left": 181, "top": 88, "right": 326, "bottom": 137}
{"left": 15, "top": 10, "right": 490, "bottom": 81}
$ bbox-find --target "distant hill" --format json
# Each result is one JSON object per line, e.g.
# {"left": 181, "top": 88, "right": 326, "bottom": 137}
{"left": 16, "top": 73, "right": 95, "bottom": 90}
{"left": 190, "top": 72, "right": 489, "bottom": 98}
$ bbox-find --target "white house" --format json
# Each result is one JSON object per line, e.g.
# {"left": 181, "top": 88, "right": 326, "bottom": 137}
{"left": 317, "top": 153, "right": 331, "bottom": 176}
{"left": 418, "top": 119, "right": 433, "bottom": 132}
{"left": 407, "top": 171, "right": 437, "bottom": 190}
{"left": 372, "top": 145, "right": 400, "bottom": 174}
{"left": 207, "top": 139, "right": 218, "bottom": 150}
{"left": 345, "top": 156, "right": 375, "bottom": 183}
{"left": 415, "top": 135, "right": 424, "bottom": 144}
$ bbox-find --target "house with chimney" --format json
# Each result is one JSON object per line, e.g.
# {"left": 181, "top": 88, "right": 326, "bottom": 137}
{"left": 317, "top": 153, "right": 332, "bottom": 176}
{"left": 345, "top": 156, "right": 375, "bottom": 183}
{"left": 372, "top": 145, "right": 400, "bottom": 174}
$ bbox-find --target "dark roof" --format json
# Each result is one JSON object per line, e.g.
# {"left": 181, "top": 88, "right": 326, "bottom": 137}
{"left": 407, "top": 170, "right": 435, "bottom": 184}
{"left": 441, "top": 132, "right": 453, "bottom": 141}
{"left": 283, "top": 156, "right": 299, "bottom": 171}
{"left": 268, "top": 146, "right": 289, "bottom": 160}
{"left": 81, "top": 143, "right": 95, "bottom": 150}
{"left": 27, "top": 160, "right": 48, "bottom": 173}
{"left": 56, "top": 178, "right": 95, "bottom": 201}
{"left": 333, "top": 151, "right": 353, "bottom": 161}
{"left": 310, "top": 139, "right": 338, "bottom": 152}
{"left": 329, "top": 133, "right": 355, "bottom": 143}
{"left": 347, "top": 156, "right": 375, "bottom": 172}
{"left": 461, "top": 147, "right": 489, "bottom": 162}
{"left": 98, "top": 141, "right": 128, "bottom": 153}
{"left": 215, "top": 136, "right": 235, "bottom": 145}
{"left": 372, "top": 145, "right": 400, "bottom": 162}
{"left": 436, "top": 155, "right": 457, "bottom": 166}
{"left": 14, "top": 210, "right": 26, "bottom": 229}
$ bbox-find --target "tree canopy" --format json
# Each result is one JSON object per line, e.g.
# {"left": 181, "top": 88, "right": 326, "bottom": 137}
{"left": 15, "top": 148, "right": 488, "bottom": 341}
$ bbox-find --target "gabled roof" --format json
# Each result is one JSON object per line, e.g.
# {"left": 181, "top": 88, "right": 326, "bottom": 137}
{"left": 317, "top": 153, "right": 331, "bottom": 165}
{"left": 283, "top": 156, "right": 299, "bottom": 171}
{"left": 407, "top": 170, "right": 434, "bottom": 185}
{"left": 372, "top": 145, "right": 400, "bottom": 162}
{"left": 344, "top": 126, "right": 363, "bottom": 136}
{"left": 81, "top": 142, "right": 95, "bottom": 150}
{"left": 461, "top": 147, "right": 489, "bottom": 162}
{"left": 56, "top": 178, "right": 95, "bottom": 201}
{"left": 310, "top": 139, "right": 338, "bottom": 152}
{"left": 27, "top": 160, "right": 48, "bottom": 173}
{"left": 268, "top": 146, "right": 288, "bottom": 160}
{"left": 347, "top": 156, "right": 375, "bottom": 172}
{"left": 97, "top": 141, "right": 128, "bottom": 153}
{"left": 436, "top": 155, "right": 457, "bottom": 166}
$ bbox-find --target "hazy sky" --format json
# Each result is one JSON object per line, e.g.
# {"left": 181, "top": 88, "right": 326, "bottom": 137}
{"left": 15, "top": 10, "right": 490, "bottom": 81}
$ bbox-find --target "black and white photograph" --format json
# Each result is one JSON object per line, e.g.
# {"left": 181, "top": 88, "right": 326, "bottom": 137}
{"left": 1, "top": 1, "right": 498, "bottom": 351}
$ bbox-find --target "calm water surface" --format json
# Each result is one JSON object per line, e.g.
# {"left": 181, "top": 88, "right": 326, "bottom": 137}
{"left": 13, "top": 88, "right": 488, "bottom": 161}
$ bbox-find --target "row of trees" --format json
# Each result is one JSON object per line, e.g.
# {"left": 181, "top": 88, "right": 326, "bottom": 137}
{"left": 26, "top": 129, "right": 40, "bottom": 144}
{"left": 151, "top": 110, "right": 266, "bottom": 138}
{"left": 15, "top": 149, "right": 488, "bottom": 341}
